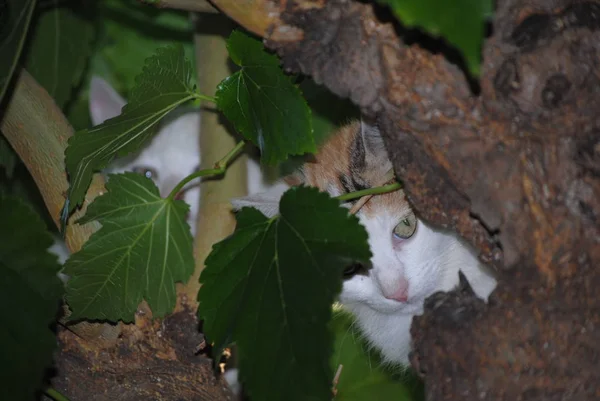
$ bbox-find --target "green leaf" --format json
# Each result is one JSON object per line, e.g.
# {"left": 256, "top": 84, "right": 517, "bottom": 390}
{"left": 376, "top": 0, "right": 492, "bottom": 74}
{"left": 65, "top": 0, "right": 196, "bottom": 131}
{"left": 0, "top": 135, "right": 17, "bottom": 179}
{"left": 216, "top": 30, "right": 314, "bottom": 165}
{"left": 26, "top": 4, "right": 95, "bottom": 109}
{"left": 0, "top": 196, "right": 63, "bottom": 400}
{"left": 198, "top": 186, "right": 371, "bottom": 401}
{"left": 330, "top": 310, "right": 424, "bottom": 401}
{"left": 64, "top": 45, "right": 196, "bottom": 213}
{"left": 0, "top": 0, "right": 36, "bottom": 103}
{"left": 64, "top": 172, "right": 194, "bottom": 322}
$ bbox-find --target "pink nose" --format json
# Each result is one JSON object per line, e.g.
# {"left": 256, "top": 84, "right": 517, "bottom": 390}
{"left": 384, "top": 278, "right": 409, "bottom": 302}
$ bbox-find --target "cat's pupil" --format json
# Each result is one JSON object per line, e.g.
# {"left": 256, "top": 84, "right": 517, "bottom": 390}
{"left": 402, "top": 218, "right": 410, "bottom": 227}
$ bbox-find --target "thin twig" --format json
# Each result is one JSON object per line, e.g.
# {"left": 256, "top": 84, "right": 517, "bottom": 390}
{"left": 167, "top": 140, "right": 246, "bottom": 200}
{"left": 331, "top": 364, "right": 343, "bottom": 397}
{"left": 141, "top": 0, "right": 219, "bottom": 13}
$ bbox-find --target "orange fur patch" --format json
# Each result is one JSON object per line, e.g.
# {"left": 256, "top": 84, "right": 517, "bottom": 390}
{"left": 289, "top": 120, "right": 411, "bottom": 218}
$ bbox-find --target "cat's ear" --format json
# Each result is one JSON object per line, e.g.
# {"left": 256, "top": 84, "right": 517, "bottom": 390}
{"left": 230, "top": 181, "right": 290, "bottom": 218}
{"left": 351, "top": 116, "right": 388, "bottom": 171}
{"left": 89, "top": 76, "right": 126, "bottom": 125}
{"left": 359, "top": 116, "right": 386, "bottom": 157}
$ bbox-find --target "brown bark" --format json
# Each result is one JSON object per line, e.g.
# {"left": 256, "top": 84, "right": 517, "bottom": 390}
{"left": 52, "top": 306, "right": 232, "bottom": 400}
{"left": 210, "top": 0, "right": 600, "bottom": 399}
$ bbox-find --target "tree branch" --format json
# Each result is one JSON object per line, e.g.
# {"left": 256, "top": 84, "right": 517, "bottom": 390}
{"left": 0, "top": 69, "right": 103, "bottom": 254}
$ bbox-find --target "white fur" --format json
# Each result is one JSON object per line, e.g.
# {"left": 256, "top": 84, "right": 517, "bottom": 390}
{"left": 341, "top": 212, "right": 496, "bottom": 365}
{"left": 230, "top": 126, "right": 498, "bottom": 367}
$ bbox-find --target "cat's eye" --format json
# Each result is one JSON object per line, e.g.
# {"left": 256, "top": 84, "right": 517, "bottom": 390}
{"left": 343, "top": 263, "right": 364, "bottom": 278}
{"left": 132, "top": 166, "right": 158, "bottom": 181}
{"left": 393, "top": 213, "right": 417, "bottom": 239}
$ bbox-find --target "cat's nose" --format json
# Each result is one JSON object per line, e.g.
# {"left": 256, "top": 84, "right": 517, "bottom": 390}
{"left": 383, "top": 278, "right": 409, "bottom": 303}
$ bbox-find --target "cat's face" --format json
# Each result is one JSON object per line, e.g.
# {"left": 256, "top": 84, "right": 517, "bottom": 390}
{"left": 89, "top": 76, "right": 201, "bottom": 235}
{"left": 234, "top": 120, "right": 456, "bottom": 317}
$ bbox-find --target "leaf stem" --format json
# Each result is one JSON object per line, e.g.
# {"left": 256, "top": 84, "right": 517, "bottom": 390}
{"left": 192, "top": 92, "right": 217, "bottom": 104}
{"left": 45, "top": 388, "right": 71, "bottom": 401}
{"left": 167, "top": 140, "right": 246, "bottom": 200}
{"left": 335, "top": 182, "right": 402, "bottom": 202}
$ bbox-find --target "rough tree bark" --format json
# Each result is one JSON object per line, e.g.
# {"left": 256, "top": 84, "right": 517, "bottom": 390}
{"left": 209, "top": 0, "right": 600, "bottom": 399}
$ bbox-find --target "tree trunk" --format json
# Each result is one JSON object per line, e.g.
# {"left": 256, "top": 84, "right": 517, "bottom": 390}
{"left": 211, "top": 0, "right": 600, "bottom": 399}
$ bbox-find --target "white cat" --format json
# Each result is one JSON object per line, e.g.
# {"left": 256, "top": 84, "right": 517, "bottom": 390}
{"left": 231, "top": 119, "right": 498, "bottom": 366}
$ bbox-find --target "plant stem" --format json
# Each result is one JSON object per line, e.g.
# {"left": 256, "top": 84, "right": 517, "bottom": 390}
{"left": 335, "top": 181, "right": 402, "bottom": 202}
{"left": 167, "top": 140, "right": 246, "bottom": 200}
{"left": 45, "top": 388, "right": 70, "bottom": 401}
{"left": 192, "top": 92, "right": 218, "bottom": 104}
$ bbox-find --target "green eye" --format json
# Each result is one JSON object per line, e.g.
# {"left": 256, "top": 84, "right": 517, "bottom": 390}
{"left": 393, "top": 213, "right": 417, "bottom": 239}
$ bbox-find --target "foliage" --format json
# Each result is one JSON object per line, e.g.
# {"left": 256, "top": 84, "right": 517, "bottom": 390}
{"left": 64, "top": 45, "right": 197, "bottom": 214}
{"left": 331, "top": 311, "right": 424, "bottom": 401}
{"left": 64, "top": 173, "right": 194, "bottom": 321}
{"left": 94, "top": 0, "right": 197, "bottom": 96}
{"left": 216, "top": 31, "right": 315, "bottom": 165}
{"left": 0, "top": 196, "right": 63, "bottom": 400}
{"left": 0, "top": 0, "right": 36, "bottom": 103}
{"left": 376, "top": 0, "right": 491, "bottom": 74}
{"left": 66, "top": 0, "right": 197, "bottom": 130}
{"left": 198, "top": 187, "right": 372, "bottom": 401}
{"left": 25, "top": 3, "right": 95, "bottom": 109}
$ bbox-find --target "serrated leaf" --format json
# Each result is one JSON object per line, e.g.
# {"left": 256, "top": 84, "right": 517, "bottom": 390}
{"left": 98, "top": 0, "right": 197, "bottom": 94}
{"left": 330, "top": 310, "right": 424, "bottom": 401}
{"left": 64, "top": 45, "right": 196, "bottom": 214}
{"left": 198, "top": 186, "right": 371, "bottom": 401}
{"left": 0, "top": 0, "right": 36, "bottom": 103}
{"left": 216, "top": 30, "right": 314, "bottom": 165}
{"left": 26, "top": 4, "right": 95, "bottom": 109}
{"left": 0, "top": 196, "right": 63, "bottom": 400}
{"left": 0, "top": 135, "right": 17, "bottom": 179}
{"left": 376, "top": 0, "right": 492, "bottom": 74}
{"left": 66, "top": 0, "right": 196, "bottom": 131}
{"left": 64, "top": 172, "right": 194, "bottom": 322}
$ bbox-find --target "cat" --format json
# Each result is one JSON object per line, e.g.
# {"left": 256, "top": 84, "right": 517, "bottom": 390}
{"left": 231, "top": 119, "right": 498, "bottom": 366}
